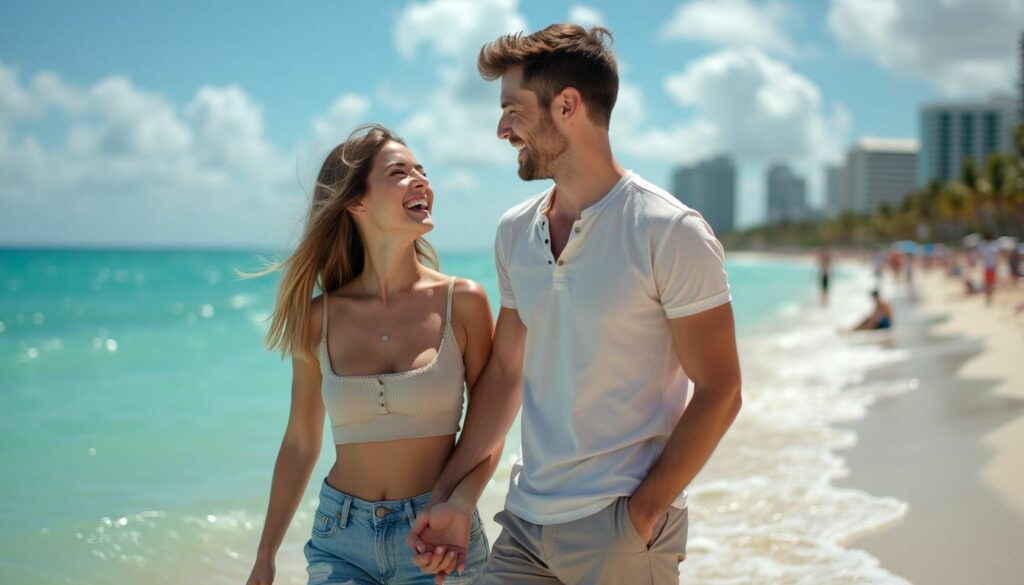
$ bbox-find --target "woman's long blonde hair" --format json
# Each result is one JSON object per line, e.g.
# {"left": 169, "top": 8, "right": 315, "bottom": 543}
{"left": 240, "top": 124, "right": 439, "bottom": 363}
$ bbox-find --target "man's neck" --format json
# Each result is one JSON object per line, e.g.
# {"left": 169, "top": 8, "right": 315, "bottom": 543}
{"left": 548, "top": 139, "right": 626, "bottom": 220}
{"left": 548, "top": 157, "right": 626, "bottom": 219}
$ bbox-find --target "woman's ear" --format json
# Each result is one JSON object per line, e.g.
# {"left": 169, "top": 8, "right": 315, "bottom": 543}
{"left": 346, "top": 198, "right": 367, "bottom": 215}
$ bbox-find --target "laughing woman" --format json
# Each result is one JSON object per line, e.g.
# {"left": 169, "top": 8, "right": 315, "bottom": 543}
{"left": 244, "top": 125, "right": 498, "bottom": 585}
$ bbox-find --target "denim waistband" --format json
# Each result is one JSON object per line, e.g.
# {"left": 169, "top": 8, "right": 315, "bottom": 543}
{"left": 316, "top": 478, "right": 432, "bottom": 528}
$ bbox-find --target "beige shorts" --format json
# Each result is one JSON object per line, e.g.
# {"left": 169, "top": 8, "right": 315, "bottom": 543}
{"left": 477, "top": 496, "right": 688, "bottom": 584}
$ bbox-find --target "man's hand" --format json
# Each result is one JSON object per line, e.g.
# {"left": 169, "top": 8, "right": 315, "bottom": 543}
{"left": 626, "top": 496, "right": 662, "bottom": 546}
{"left": 407, "top": 501, "right": 474, "bottom": 583}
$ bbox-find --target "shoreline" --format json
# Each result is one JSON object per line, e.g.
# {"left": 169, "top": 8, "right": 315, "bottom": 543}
{"left": 837, "top": 268, "right": 1024, "bottom": 584}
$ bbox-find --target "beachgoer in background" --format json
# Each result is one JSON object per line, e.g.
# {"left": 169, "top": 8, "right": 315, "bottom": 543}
{"left": 1008, "top": 242, "right": 1022, "bottom": 282}
{"left": 872, "top": 247, "right": 885, "bottom": 285}
{"left": 889, "top": 250, "right": 902, "bottom": 281}
{"left": 818, "top": 244, "right": 832, "bottom": 305}
{"left": 852, "top": 290, "right": 894, "bottom": 331}
{"left": 979, "top": 231, "right": 999, "bottom": 306}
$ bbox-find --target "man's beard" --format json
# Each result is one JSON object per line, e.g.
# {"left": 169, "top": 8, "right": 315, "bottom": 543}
{"left": 518, "top": 112, "right": 569, "bottom": 181}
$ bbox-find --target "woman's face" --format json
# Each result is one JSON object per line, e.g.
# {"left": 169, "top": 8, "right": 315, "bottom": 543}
{"left": 352, "top": 141, "right": 434, "bottom": 238}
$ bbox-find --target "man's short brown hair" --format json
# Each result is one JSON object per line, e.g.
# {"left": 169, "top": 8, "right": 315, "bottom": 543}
{"left": 478, "top": 24, "right": 619, "bottom": 128}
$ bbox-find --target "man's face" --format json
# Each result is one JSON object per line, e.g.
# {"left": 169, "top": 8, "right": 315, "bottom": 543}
{"left": 497, "top": 67, "right": 569, "bottom": 181}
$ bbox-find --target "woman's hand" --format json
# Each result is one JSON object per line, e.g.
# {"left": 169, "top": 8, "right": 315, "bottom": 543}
{"left": 245, "top": 556, "right": 276, "bottom": 585}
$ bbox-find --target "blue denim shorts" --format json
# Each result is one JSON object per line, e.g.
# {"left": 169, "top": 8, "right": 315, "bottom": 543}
{"left": 304, "top": 479, "right": 490, "bottom": 584}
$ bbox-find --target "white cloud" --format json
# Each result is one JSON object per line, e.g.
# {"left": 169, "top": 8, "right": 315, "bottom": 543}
{"left": 611, "top": 82, "right": 646, "bottom": 137}
{"left": 395, "top": 0, "right": 527, "bottom": 61}
{"left": 310, "top": 93, "right": 372, "bottom": 151}
{"left": 660, "top": 0, "right": 800, "bottom": 57}
{"left": 0, "top": 62, "right": 302, "bottom": 248}
{"left": 621, "top": 48, "right": 848, "bottom": 166}
{"left": 393, "top": 0, "right": 528, "bottom": 166}
{"left": 568, "top": 4, "right": 605, "bottom": 28}
{"left": 828, "top": 0, "right": 1024, "bottom": 96}
{"left": 443, "top": 169, "right": 480, "bottom": 193}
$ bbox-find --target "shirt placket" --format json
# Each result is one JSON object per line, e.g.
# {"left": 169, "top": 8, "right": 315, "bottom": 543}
{"left": 538, "top": 216, "right": 587, "bottom": 291}
{"left": 376, "top": 377, "right": 388, "bottom": 414}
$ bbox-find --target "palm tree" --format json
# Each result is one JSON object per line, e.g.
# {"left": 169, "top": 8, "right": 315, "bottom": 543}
{"left": 960, "top": 157, "right": 982, "bottom": 231}
{"left": 982, "top": 153, "right": 1009, "bottom": 234}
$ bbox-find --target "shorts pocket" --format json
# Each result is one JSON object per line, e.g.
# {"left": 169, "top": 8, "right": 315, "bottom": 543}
{"left": 469, "top": 508, "right": 484, "bottom": 539}
{"left": 311, "top": 508, "right": 339, "bottom": 538}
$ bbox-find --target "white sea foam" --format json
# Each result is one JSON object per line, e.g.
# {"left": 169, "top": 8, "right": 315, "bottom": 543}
{"left": 672, "top": 267, "right": 914, "bottom": 583}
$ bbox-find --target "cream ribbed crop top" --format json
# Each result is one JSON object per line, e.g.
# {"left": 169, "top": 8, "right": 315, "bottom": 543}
{"left": 319, "top": 278, "right": 466, "bottom": 445}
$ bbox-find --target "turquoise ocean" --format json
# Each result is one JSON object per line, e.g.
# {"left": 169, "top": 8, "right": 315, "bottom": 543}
{"left": 1, "top": 248, "right": 913, "bottom": 584}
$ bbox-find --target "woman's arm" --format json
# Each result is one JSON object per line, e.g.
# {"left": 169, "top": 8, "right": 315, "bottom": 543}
{"left": 246, "top": 299, "right": 326, "bottom": 585}
{"left": 445, "top": 279, "right": 503, "bottom": 511}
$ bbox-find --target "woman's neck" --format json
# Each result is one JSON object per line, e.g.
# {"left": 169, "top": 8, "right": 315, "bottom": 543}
{"left": 355, "top": 237, "right": 423, "bottom": 303}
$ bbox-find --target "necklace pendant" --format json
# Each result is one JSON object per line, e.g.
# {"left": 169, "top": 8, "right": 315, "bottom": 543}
{"left": 381, "top": 334, "right": 390, "bottom": 342}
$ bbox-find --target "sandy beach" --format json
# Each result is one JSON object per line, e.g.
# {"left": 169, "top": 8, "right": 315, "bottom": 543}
{"left": 839, "top": 267, "right": 1024, "bottom": 584}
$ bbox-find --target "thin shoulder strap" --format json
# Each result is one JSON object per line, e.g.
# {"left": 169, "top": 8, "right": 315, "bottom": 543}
{"left": 444, "top": 277, "right": 456, "bottom": 325}
{"left": 321, "top": 290, "right": 329, "bottom": 343}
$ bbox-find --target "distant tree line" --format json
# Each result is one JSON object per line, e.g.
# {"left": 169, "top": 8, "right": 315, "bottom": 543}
{"left": 724, "top": 124, "right": 1024, "bottom": 249}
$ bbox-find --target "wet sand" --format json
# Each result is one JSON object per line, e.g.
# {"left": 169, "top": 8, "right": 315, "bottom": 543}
{"left": 838, "top": 269, "right": 1024, "bottom": 584}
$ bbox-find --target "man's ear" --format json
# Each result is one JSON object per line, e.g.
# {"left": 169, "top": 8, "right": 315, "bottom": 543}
{"left": 555, "top": 87, "right": 583, "bottom": 123}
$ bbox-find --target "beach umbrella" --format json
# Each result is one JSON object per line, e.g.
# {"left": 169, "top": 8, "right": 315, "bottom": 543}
{"left": 962, "top": 233, "right": 981, "bottom": 248}
{"left": 891, "top": 240, "right": 919, "bottom": 254}
{"left": 997, "top": 236, "right": 1017, "bottom": 251}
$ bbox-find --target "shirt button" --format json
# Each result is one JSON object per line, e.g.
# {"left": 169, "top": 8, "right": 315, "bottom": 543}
{"left": 548, "top": 260, "right": 553, "bottom": 265}
{"left": 558, "top": 260, "right": 565, "bottom": 266}
{"left": 377, "top": 379, "right": 384, "bottom": 385}
{"left": 376, "top": 508, "right": 388, "bottom": 518}
{"left": 574, "top": 226, "right": 581, "bottom": 233}
{"left": 544, "top": 239, "right": 549, "bottom": 244}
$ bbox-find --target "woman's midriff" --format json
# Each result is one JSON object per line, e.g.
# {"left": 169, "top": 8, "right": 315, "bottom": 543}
{"left": 327, "top": 434, "right": 456, "bottom": 501}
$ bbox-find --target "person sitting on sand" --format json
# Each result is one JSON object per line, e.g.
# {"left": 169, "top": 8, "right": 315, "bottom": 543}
{"left": 852, "top": 290, "right": 893, "bottom": 331}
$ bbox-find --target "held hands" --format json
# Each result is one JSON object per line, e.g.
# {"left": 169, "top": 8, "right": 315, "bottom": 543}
{"left": 407, "top": 500, "right": 474, "bottom": 584}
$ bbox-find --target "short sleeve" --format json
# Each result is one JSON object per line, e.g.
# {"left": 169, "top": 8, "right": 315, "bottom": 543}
{"left": 494, "top": 222, "right": 517, "bottom": 309}
{"left": 654, "top": 212, "right": 731, "bottom": 319}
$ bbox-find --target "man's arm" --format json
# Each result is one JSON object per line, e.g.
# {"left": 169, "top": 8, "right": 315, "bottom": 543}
{"left": 430, "top": 306, "right": 526, "bottom": 504}
{"left": 407, "top": 307, "right": 525, "bottom": 580}
{"left": 627, "top": 301, "right": 743, "bottom": 542}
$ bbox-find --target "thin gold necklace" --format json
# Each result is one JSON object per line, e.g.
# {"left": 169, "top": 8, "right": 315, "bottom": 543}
{"left": 368, "top": 292, "right": 408, "bottom": 343}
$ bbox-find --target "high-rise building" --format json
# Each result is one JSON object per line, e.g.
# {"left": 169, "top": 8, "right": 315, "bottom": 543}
{"left": 766, "top": 163, "right": 807, "bottom": 224}
{"left": 845, "top": 137, "right": 918, "bottom": 214}
{"left": 918, "top": 96, "right": 1018, "bottom": 186}
{"left": 1019, "top": 32, "right": 1024, "bottom": 124}
{"left": 824, "top": 165, "right": 844, "bottom": 218}
{"left": 671, "top": 155, "right": 736, "bottom": 235}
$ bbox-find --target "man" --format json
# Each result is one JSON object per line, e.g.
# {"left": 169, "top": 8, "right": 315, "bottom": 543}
{"left": 408, "top": 24, "right": 742, "bottom": 584}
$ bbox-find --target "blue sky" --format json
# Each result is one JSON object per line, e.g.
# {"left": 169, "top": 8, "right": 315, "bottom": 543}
{"left": 1, "top": 0, "right": 1021, "bottom": 250}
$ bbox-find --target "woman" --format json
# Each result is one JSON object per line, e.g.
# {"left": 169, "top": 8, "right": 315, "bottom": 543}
{"left": 243, "top": 125, "right": 498, "bottom": 585}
